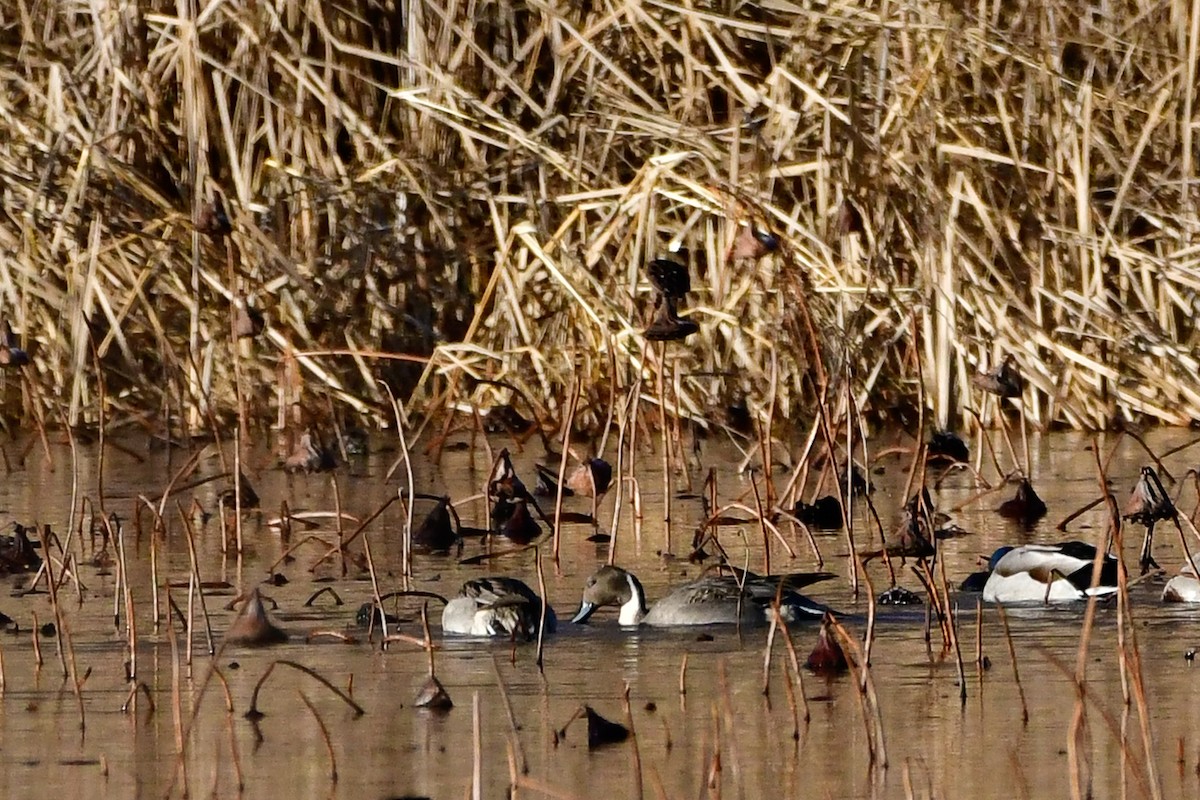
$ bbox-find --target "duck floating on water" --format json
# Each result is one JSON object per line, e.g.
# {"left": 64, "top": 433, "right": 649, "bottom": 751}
{"left": 570, "top": 565, "right": 832, "bottom": 627}
{"left": 442, "top": 577, "right": 556, "bottom": 639}
{"left": 981, "top": 542, "right": 1118, "bottom": 603}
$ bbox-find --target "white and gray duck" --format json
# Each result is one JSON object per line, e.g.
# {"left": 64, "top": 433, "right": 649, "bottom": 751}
{"left": 571, "top": 565, "right": 834, "bottom": 627}
{"left": 442, "top": 577, "right": 556, "bottom": 639}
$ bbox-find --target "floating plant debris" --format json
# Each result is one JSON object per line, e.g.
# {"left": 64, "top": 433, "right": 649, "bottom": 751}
{"left": 533, "top": 463, "right": 573, "bottom": 498}
{"left": 584, "top": 706, "right": 629, "bottom": 748}
{"left": 997, "top": 478, "right": 1048, "bottom": 525}
{"left": 283, "top": 431, "right": 337, "bottom": 474}
{"left": 805, "top": 614, "right": 848, "bottom": 674}
{"left": 413, "top": 675, "right": 453, "bottom": 711}
{"left": 412, "top": 495, "right": 458, "bottom": 554}
{"left": 972, "top": 354, "right": 1025, "bottom": 399}
{"left": 566, "top": 457, "right": 613, "bottom": 497}
{"left": 793, "top": 495, "right": 843, "bottom": 530}
{"left": 927, "top": 430, "right": 969, "bottom": 463}
{"left": 1123, "top": 466, "right": 1174, "bottom": 525}
{"left": 224, "top": 588, "right": 288, "bottom": 646}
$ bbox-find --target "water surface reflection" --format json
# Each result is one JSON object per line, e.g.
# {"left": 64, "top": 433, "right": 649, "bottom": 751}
{"left": 0, "top": 431, "right": 1198, "bottom": 799}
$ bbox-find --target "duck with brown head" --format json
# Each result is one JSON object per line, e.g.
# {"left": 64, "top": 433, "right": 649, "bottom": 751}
{"left": 571, "top": 565, "right": 832, "bottom": 627}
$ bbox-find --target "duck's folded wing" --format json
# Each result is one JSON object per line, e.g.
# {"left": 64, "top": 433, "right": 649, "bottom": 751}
{"left": 460, "top": 577, "right": 536, "bottom": 608}
{"left": 993, "top": 545, "right": 1095, "bottom": 579}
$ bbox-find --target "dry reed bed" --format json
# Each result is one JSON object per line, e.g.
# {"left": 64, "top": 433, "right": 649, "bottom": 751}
{"left": 0, "top": 0, "right": 1198, "bottom": 431}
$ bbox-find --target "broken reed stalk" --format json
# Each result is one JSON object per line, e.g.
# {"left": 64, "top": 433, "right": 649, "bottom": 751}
{"left": 749, "top": 470, "right": 771, "bottom": 575}
{"left": 492, "top": 655, "right": 528, "bottom": 776}
{"left": 1038, "top": 646, "right": 1155, "bottom": 798}
{"left": 715, "top": 662, "right": 744, "bottom": 786}
{"left": 361, "top": 531, "right": 389, "bottom": 643}
{"left": 331, "top": 473, "right": 347, "bottom": 576}
{"left": 473, "top": 692, "right": 483, "bottom": 800}
{"left": 1094, "top": 445, "right": 1164, "bottom": 800}
{"left": 1065, "top": 436, "right": 1122, "bottom": 800}
{"left": 974, "top": 599, "right": 984, "bottom": 675}
{"left": 116, "top": 520, "right": 137, "bottom": 686}
{"left": 762, "top": 609, "right": 778, "bottom": 696}
{"left": 535, "top": 543, "right": 549, "bottom": 670}
{"left": 309, "top": 494, "right": 400, "bottom": 568}
{"left": 381, "top": 380, "right": 415, "bottom": 586}
{"left": 233, "top": 427, "right": 244, "bottom": 552}
{"left": 936, "top": 553, "right": 968, "bottom": 706}
{"left": 223, "top": 697, "right": 245, "bottom": 792}
{"left": 31, "top": 611, "right": 42, "bottom": 668}
{"left": 608, "top": 383, "right": 641, "bottom": 564}
{"left": 657, "top": 344, "right": 672, "bottom": 555}
{"left": 167, "top": 589, "right": 189, "bottom": 797}
{"left": 623, "top": 682, "right": 645, "bottom": 800}
{"left": 176, "top": 502, "right": 215, "bottom": 655}
{"left": 829, "top": 616, "right": 887, "bottom": 768}
{"left": 299, "top": 691, "right": 338, "bottom": 785}
{"left": 771, "top": 605, "right": 811, "bottom": 724}
{"left": 38, "top": 531, "right": 72, "bottom": 679}
{"left": 246, "top": 660, "right": 365, "bottom": 718}
{"left": 553, "top": 377, "right": 580, "bottom": 565}
{"left": 812, "top": 385, "right": 857, "bottom": 595}
{"left": 759, "top": 350, "right": 779, "bottom": 508}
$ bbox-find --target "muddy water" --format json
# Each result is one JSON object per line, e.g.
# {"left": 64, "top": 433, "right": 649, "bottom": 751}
{"left": 0, "top": 430, "right": 1198, "bottom": 800}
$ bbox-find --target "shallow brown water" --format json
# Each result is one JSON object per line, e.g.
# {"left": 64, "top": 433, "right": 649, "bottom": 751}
{"left": 1, "top": 430, "right": 1200, "bottom": 800}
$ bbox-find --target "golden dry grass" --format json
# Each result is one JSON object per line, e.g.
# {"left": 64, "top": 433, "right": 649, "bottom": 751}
{"left": 0, "top": 1, "right": 1198, "bottom": 433}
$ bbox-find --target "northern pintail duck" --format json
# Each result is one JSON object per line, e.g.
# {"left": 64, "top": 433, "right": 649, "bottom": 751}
{"left": 1163, "top": 559, "right": 1200, "bottom": 602}
{"left": 570, "top": 565, "right": 831, "bottom": 627}
{"left": 981, "top": 542, "right": 1118, "bottom": 603}
{"left": 442, "top": 577, "right": 556, "bottom": 638}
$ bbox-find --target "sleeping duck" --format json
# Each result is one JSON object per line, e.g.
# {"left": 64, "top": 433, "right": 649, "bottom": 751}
{"left": 442, "top": 577, "right": 556, "bottom": 639}
{"left": 571, "top": 565, "right": 832, "bottom": 627}
{"left": 982, "top": 542, "right": 1118, "bottom": 603}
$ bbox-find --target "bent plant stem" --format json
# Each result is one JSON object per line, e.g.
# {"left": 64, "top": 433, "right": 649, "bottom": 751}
{"left": 553, "top": 377, "right": 580, "bottom": 566}
{"left": 246, "top": 660, "right": 366, "bottom": 719}
{"left": 996, "top": 605, "right": 1028, "bottom": 725}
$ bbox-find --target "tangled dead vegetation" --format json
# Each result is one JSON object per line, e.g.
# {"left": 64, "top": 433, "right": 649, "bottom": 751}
{"left": 1, "top": 1, "right": 1198, "bottom": 434}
